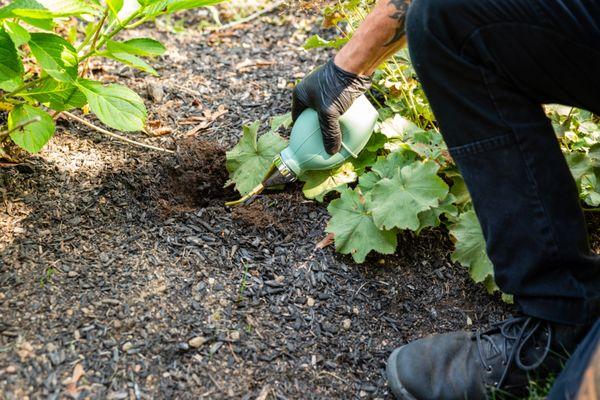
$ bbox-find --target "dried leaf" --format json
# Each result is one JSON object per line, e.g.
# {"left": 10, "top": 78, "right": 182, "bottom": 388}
{"left": 315, "top": 233, "right": 335, "bottom": 250}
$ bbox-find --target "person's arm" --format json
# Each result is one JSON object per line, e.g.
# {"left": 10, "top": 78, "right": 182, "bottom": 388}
{"left": 292, "top": 0, "right": 411, "bottom": 154}
{"left": 335, "top": 0, "right": 411, "bottom": 75}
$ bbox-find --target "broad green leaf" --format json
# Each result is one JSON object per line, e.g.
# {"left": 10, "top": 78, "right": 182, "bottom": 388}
{"left": 588, "top": 143, "right": 600, "bottom": 167}
{"left": 0, "top": 28, "right": 23, "bottom": 91}
{"left": 449, "top": 210, "right": 494, "bottom": 284}
{"left": 300, "top": 162, "right": 357, "bottom": 201}
{"left": 350, "top": 148, "right": 377, "bottom": 175}
{"left": 108, "top": 38, "right": 166, "bottom": 57}
{"left": 270, "top": 113, "right": 292, "bottom": 132}
{"left": 303, "top": 34, "right": 347, "bottom": 50}
{"left": 358, "top": 151, "right": 417, "bottom": 193}
{"left": 379, "top": 114, "right": 422, "bottom": 139}
{"left": 369, "top": 161, "right": 448, "bottom": 231}
{"left": 107, "top": 0, "right": 123, "bottom": 15}
{"left": 326, "top": 188, "right": 397, "bottom": 263}
{"left": 565, "top": 151, "right": 594, "bottom": 185}
{"left": 1, "top": 0, "right": 100, "bottom": 18}
{"left": 8, "top": 104, "right": 55, "bottom": 153}
{"left": 140, "top": 0, "right": 169, "bottom": 17}
{"left": 29, "top": 32, "right": 78, "bottom": 83}
{"left": 225, "top": 121, "right": 288, "bottom": 195}
{"left": 101, "top": 50, "right": 158, "bottom": 76}
{"left": 25, "top": 78, "right": 86, "bottom": 111}
{"left": 20, "top": 17, "right": 54, "bottom": 30}
{"left": 371, "top": 150, "right": 417, "bottom": 179}
{"left": 76, "top": 79, "right": 147, "bottom": 132}
{"left": 416, "top": 193, "right": 458, "bottom": 233}
{"left": 449, "top": 175, "right": 471, "bottom": 206}
{"left": 365, "top": 131, "right": 388, "bottom": 152}
{"left": 358, "top": 171, "right": 381, "bottom": 193}
{"left": 3, "top": 21, "right": 30, "bottom": 47}
{"left": 579, "top": 169, "right": 600, "bottom": 206}
{"left": 166, "top": 0, "right": 224, "bottom": 14}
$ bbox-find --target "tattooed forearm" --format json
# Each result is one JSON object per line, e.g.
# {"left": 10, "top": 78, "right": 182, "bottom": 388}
{"left": 384, "top": 0, "right": 411, "bottom": 46}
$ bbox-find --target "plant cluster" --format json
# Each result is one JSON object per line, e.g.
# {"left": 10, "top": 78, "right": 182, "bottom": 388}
{"left": 0, "top": 0, "right": 223, "bottom": 156}
{"left": 226, "top": 0, "right": 599, "bottom": 297}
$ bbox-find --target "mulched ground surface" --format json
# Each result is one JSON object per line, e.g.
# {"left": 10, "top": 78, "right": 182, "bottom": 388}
{"left": 0, "top": 4, "right": 556, "bottom": 399}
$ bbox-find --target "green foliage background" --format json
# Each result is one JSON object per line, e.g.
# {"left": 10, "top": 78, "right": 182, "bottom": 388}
{"left": 0, "top": 0, "right": 224, "bottom": 155}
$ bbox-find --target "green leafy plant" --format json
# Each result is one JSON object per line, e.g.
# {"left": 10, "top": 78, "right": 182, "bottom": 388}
{"left": 0, "top": 0, "right": 225, "bottom": 155}
{"left": 226, "top": 0, "right": 599, "bottom": 298}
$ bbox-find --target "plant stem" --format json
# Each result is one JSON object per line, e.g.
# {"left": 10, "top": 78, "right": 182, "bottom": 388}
{"left": 80, "top": 10, "right": 141, "bottom": 62}
{"left": 61, "top": 111, "right": 175, "bottom": 154}
{"left": 0, "top": 77, "right": 47, "bottom": 101}
{"left": 76, "top": 8, "right": 108, "bottom": 53}
{"left": 81, "top": 8, "right": 109, "bottom": 77}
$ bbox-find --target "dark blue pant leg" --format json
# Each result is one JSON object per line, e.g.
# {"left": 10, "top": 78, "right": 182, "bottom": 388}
{"left": 548, "top": 319, "right": 600, "bottom": 400}
{"left": 406, "top": 0, "right": 600, "bottom": 325}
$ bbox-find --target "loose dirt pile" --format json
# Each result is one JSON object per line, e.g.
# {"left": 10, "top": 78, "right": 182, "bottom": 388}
{"left": 170, "top": 138, "right": 235, "bottom": 207}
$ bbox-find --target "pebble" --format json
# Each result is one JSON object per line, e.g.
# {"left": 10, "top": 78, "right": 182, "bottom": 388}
{"left": 177, "top": 342, "right": 190, "bottom": 352}
{"left": 322, "top": 322, "right": 338, "bottom": 334}
{"left": 122, "top": 342, "right": 134, "bottom": 351}
{"left": 147, "top": 83, "right": 165, "bottom": 103}
{"left": 306, "top": 297, "right": 315, "bottom": 307}
{"left": 188, "top": 336, "right": 208, "bottom": 348}
{"left": 67, "top": 271, "right": 78, "bottom": 278}
{"left": 229, "top": 331, "right": 240, "bottom": 342}
{"left": 5, "top": 365, "right": 16, "bottom": 374}
{"left": 342, "top": 319, "right": 352, "bottom": 330}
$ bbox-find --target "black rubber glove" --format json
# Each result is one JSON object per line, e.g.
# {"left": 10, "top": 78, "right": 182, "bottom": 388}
{"left": 292, "top": 59, "right": 372, "bottom": 155}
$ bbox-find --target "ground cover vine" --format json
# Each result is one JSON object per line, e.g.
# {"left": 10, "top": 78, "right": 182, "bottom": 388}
{"left": 226, "top": 0, "right": 600, "bottom": 298}
{"left": 0, "top": 0, "right": 224, "bottom": 156}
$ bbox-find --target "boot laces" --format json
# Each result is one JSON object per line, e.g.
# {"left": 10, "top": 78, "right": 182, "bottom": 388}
{"left": 475, "top": 316, "right": 552, "bottom": 388}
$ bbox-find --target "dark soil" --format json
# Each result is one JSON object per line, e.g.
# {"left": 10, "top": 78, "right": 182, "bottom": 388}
{"left": 0, "top": 3, "right": 561, "bottom": 399}
{"left": 170, "top": 137, "right": 235, "bottom": 208}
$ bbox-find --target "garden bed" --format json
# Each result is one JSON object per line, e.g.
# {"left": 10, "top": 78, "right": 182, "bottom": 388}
{"left": 0, "top": 4, "right": 570, "bottom": 399}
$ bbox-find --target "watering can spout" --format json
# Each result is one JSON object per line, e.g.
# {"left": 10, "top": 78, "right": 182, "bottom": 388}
{"left": 224, "top": 156, "right": 296, "bottom": 207}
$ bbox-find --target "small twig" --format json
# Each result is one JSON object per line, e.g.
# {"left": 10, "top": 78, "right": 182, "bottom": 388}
{"left": 0, "top": 116, "right": 42, "bottom": 141}
{"left": 61, "top": 111, "right": 175, "bottom": 154}
{"left": 207, "top": 0, "right": 285, "bottom": 31}
{"left": 318, "top": 371, "right": 345, "bottom": 381}
{"left": 82, "top": 8, "right": 109, "bottom": 77}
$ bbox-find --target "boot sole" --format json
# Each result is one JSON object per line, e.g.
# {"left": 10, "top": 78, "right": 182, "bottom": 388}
{"left": 386, "top": 347, "right": 419, "bottom": 400}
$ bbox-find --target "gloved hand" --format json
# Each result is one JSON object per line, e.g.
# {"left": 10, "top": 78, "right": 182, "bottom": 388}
{"left": 292, "top": 59, "right": 372, "bottom": 155}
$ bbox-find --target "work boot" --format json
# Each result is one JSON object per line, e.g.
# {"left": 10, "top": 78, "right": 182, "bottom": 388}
{"left": 386, "top": 316, "right": 590, "bottom": 400}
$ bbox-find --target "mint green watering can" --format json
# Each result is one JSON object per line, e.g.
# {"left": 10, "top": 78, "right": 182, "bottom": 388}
{"left": 226, "top": 95, "right": 378, "bottom": 206}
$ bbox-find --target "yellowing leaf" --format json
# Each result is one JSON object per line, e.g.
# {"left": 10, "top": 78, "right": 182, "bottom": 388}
{"left": 300, "top": 162, "right": 357, "bottom": 201}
